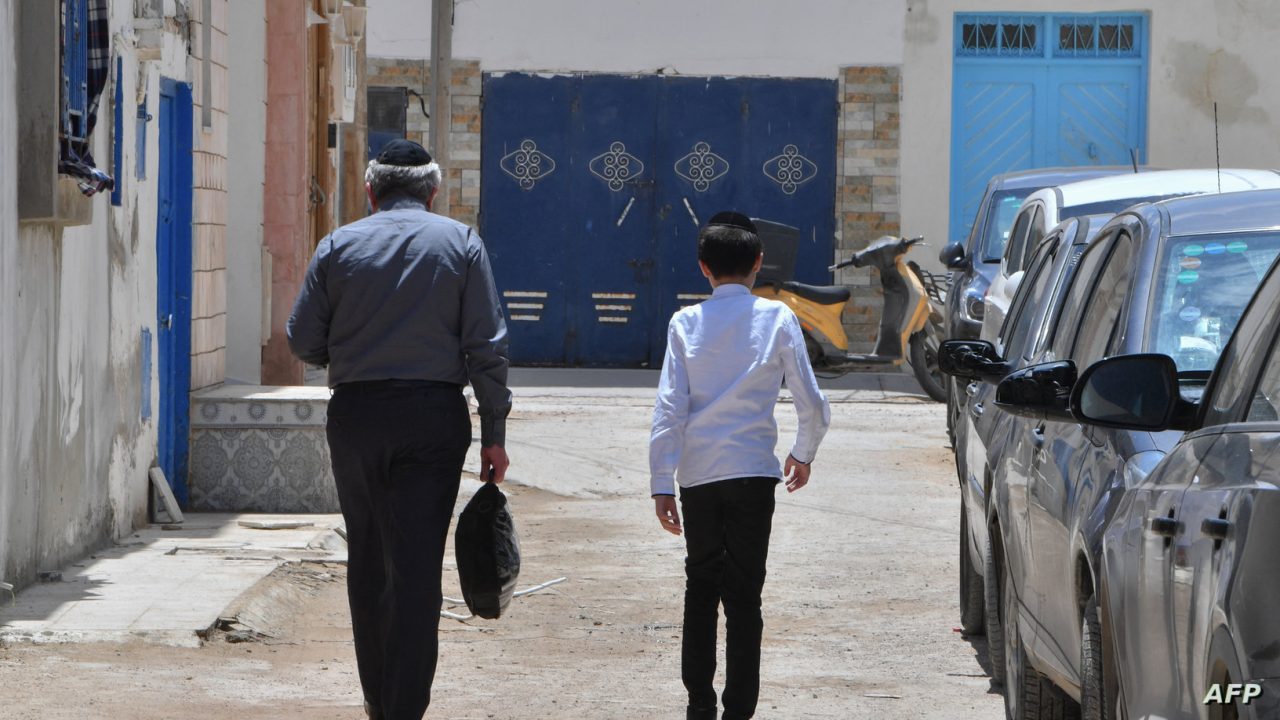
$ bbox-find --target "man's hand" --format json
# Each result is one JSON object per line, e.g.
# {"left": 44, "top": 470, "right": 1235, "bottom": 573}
{"left": 480, "top": 445, "right": 509, "bottom": 484}
{"left": 784, "top": 454, "right": 811, "bottom": 493}
{"left": 654, "top": 496, "right": 682, "bottom": 536}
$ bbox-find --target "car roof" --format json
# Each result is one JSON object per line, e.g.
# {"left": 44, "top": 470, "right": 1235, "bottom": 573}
{"left": 989, "top": 166, "right": 1139, "bottom": 191}
{"left": 1146, "top": 188, "right": 1280, "bottom": 237}
{"left": 1054, "top": 169, "right": 1280, "bottom": 209}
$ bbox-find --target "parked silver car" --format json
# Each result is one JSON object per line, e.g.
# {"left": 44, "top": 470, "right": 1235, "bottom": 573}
{"left": 1070, "top": 229, "right": 1280, "bottom": 720}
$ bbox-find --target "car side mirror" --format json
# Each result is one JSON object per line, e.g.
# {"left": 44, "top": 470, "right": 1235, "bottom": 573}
{"left": 995, "top": 360, "right": 1077, "bottom": 422}
{"left": 940, "top": 242, "right": 969, "bottom": 270}
{"left": 938, "top": 339, "right": 1010, "bottom": 382}
{"left": 1070, "top": 354, "right": 1197, "bottom": 431}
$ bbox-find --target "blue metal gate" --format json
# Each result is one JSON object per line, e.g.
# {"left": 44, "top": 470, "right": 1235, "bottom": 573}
{"left": 950, "top": 13, "right": 1149, "bottom": 242}
{"left": 481, "top": 73, "right": 837, "bottom": 367}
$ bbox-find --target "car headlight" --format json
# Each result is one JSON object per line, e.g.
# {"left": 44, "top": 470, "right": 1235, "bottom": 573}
{"left": 1123, "top": 451, "right": 1166, "bottom": 488}
{"left": 959, "top": 283, "right": 987, "bottom": 324}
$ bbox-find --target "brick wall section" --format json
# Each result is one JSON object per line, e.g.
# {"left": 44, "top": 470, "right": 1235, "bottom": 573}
{"left": 366, "top": 57, "right": 482, "bottom": 229}
{"left": 836, "top": 65, "right": 901, "bottom": 355}
{"left": 189, "top": 0, "right": 230, "bottom": 390}
{"left": 261, "top": 0, "right": 309, "bottom": 385}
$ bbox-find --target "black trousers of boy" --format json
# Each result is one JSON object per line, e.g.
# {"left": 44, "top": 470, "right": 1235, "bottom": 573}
{"left": 680, "top": 476, "right": 777, "bottom": 720}
{"left": 326, "top": 381, "right": 472, "bottom": 720}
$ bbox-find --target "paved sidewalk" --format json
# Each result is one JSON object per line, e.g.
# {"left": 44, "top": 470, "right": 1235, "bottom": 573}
{"left": 0, "top": 514, "right": 344, "bottom": 647}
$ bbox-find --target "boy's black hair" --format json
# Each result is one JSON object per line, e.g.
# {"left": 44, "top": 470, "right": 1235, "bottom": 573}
{"left": 698, "top": 211, "right": 762, "bottom": 279}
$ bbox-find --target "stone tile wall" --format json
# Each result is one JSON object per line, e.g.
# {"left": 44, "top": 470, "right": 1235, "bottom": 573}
{"left": 188, "top": 387, "right": 338, "bottom": 513}
{"left": 189, "top": 0, "right": 231, "bottom": 389}
{"left": 836, "top": 66, "right": 901, "bottom": 355}
{"left": 366, "top": 57, "right": 482, "bottom": 229}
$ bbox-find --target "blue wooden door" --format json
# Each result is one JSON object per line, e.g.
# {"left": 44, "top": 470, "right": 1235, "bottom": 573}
{"left": 950, "top": 13, "right": 1148, "bottom": 242}
{"left": 481, "top": 73, "right": 837, "bottom": 367}
{"left": 157, "top": 78, "right": 193, "bottom": 505}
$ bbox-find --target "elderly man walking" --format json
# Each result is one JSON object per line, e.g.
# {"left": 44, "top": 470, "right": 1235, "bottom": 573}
{"left": 287, "top": 139, "right": 511, "bottom": 720}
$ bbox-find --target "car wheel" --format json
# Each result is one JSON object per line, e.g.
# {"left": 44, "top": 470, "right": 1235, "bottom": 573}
{"left": 984, "top": 536, "right": 1006, "bottom": 685}
{"left": 959, "top": 498, "right": 985, "bottom": 635}
{"left": 1080, "top": 595, "right": 1116, "bottom": 720}
{"left": 1002, "top": 545, "right": 1081, "bottom": 720}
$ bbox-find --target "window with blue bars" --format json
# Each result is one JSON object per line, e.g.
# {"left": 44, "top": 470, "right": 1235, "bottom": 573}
{"left": 60, "top": 0, "right": 114, "bottom": 197}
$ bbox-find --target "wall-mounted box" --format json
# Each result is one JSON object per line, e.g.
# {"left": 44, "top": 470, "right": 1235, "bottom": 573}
{"left": 18, "top": 0, "right": 93, "bottom": 226}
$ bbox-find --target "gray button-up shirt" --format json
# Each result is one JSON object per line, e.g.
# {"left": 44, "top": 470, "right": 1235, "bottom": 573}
{"left": 287, "top": 195, "right": 512, "bottom": 446}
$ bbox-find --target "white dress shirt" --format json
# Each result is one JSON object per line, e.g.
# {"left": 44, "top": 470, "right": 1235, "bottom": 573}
{"left": 649, "top": 283, "right": 831, "bottom": 496}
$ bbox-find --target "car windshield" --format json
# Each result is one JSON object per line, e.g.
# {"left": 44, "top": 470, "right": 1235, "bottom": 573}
{"left": 1147, "top": 231, "right": 1280, "bottom": 371}
{"left": 979, "top": 189, "right": 1032, "bottom": 262}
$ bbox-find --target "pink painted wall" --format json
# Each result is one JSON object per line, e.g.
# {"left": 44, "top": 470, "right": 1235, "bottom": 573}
{"left": 262, "top": 0, "right": 309, "bottom": 384}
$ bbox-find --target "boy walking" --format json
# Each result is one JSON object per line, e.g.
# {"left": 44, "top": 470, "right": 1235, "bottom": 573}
{"left": 650, "top": 212, "right": 831, "bottom": 719}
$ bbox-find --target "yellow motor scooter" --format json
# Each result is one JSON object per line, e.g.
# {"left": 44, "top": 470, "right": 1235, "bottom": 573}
{"left": 752, "top": 232, "right": 944, "bottom": 396}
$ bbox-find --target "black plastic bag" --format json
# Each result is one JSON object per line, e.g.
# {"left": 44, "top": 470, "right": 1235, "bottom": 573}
{"left": 454, "top": 482, "right": 521, "bottom": 619}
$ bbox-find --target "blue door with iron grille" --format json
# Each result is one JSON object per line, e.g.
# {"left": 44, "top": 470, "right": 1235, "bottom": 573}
{"left": 481, "top": 73, "right": 837, "bottom": 367}
{"left": 950, "top": 13, "right": 1148, "bottom": 242}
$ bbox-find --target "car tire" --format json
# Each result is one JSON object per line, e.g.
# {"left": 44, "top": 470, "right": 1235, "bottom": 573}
{"left": 959, "top": 498, "right": 985, "bottom": 635}
{"left": 1080, "top": 596, "right": 1116, "bottom": 720}
{"left": 1002, "top": 544, "right": 1081, "bottom": 720}
{"left": 984, "top": 536, "right": 1006, "bottom": 685}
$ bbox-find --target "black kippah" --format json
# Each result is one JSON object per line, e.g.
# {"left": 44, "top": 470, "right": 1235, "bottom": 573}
{"left": 375, "top": 139, "right": 434, "bottom": 167}
{"left": 707, "top": 211, "right": 758, "bottom": 234}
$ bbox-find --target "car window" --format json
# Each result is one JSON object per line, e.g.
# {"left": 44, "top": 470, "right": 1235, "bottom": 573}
{"left": 1147, "top": 232, "right": 1280, "bottom": 372}
{"left": 1003, "top": 238, "right": 1060, "bottom": 362}
{"left": 1245, "top": 331, "right": 1280, "bottom": 422}
{"left": 1004, "top": 207, "right": 1034, "bottom": 274}
{"left": 1021, "top": 207, "right": 1046, "bottom": 272}
{"left": 1071, "top": 234, "right": 1134, "bottom": 368}
{"left": 1048, "top": 235, "right": 1115, "bottom": 359}
{"left": 980, "top": 190, "right": 1033, "bottom": 262}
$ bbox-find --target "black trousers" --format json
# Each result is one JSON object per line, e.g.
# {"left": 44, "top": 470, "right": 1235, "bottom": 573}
{"left": 326, "top": 381, "right": 471, "bottom": 720}
{"left": 680, "top": 477, "right": 778, "bottom": 720}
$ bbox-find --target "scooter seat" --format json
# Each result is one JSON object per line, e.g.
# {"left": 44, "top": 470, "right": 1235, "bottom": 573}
{"left": 781, "top": 281, "right": 851, "bottom": 306}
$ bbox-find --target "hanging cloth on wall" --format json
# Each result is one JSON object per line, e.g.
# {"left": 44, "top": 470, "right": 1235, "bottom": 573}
{"left": 59, "top": 0, "right": 114, "bottom": 197}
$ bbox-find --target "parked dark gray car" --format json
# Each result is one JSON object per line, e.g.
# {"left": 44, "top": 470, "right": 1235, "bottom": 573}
{"left": 986, "top": 190, "right": 1280, "bottom": 719}
{"left": 1071, "top": 251, "right": 1280, "bottom": 719}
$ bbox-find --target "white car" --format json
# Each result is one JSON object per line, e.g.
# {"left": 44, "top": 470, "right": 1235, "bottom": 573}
{"left": 981, "top": 168, "right": 1280, "bottom": 342}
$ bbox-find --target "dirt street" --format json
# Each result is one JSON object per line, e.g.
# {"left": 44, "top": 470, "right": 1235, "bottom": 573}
{"left": 0, "top": 387, "right": 1003, "bottom": 719}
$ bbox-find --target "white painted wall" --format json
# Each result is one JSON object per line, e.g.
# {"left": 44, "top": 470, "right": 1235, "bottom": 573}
{"left": 902, "top": 0, "right": 1280, "bottom": 256}
{"left": 0, "top": 2, "right": 189, "bottom": 588}
{"left": 368, "top": 0, "right": 906, "bottom": 76}
{"left": 226, "top": 0, "right": 267, "bottom": 384}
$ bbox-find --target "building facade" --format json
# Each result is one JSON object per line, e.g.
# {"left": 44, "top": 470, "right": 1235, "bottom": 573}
{"left": 366, "top": 0, "right": 1280, "bottom": 364}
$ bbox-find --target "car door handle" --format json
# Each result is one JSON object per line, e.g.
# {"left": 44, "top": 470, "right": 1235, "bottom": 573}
{"left": 1202, "top": 518, "right": 1231, "bottom": 542}
{"left": 1150, "top": 517, "right": 1180, "bottom": 537}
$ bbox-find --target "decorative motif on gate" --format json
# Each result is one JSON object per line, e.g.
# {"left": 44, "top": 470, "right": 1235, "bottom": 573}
{"left": 674, "top": 141, "right": 730, "bottom": 192}
{"left": 762, "top": 145, "right": 818, "bottom": 195}
{"left": 500, "top": 139, "right": 556, "bottom": 190}
{"left": 590, "top": 142, "right": 645, "bottom": 191}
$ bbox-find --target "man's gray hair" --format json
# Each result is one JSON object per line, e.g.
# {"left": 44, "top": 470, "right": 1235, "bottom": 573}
{"left": 365, "top": 158, "right": 443, "bottom": 202}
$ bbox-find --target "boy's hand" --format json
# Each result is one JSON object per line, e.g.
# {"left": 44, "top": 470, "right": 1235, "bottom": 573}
{"left": 654, "top": 496, "right": 682, "bottom": 536}
{"left": 784, "top": 455, "right": 810, "bottom": 493}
